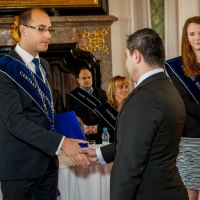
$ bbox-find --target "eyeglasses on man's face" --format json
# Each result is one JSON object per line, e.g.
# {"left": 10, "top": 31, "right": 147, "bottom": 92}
{"left": 22, "top": 24, "right": 55, "bottom": 33}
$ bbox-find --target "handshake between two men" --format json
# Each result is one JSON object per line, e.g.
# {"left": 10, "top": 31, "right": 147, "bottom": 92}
{"left": 61, "top": 138, "right": 99, "bottom": 168}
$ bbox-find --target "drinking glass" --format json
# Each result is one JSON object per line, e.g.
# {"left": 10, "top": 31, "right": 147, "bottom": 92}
{"left": 88, "top": 140, "right": 96, "bottom": 149}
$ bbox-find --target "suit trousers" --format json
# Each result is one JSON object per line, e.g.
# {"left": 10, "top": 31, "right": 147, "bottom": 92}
{"left": 1, "top": 158, "right": 58, "bottom": 200}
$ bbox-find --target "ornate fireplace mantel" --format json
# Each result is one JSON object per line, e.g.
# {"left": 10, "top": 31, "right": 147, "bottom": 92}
{"left": 0, "top": 15, "right": 118, "bottom": 92}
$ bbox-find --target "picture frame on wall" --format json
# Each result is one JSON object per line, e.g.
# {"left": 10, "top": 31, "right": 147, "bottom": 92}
{"left": 0, "top": 0, "right": 109, "bottom": 17}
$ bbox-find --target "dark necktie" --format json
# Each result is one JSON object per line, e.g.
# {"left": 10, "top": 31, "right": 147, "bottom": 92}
{"left": 32, "top": 58, "right": 43, "bottom": 80}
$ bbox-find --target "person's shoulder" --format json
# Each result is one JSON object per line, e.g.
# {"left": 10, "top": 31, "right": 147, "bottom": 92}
{"left": 40, "top": 57, "right": 49, "bottom": 66}
{"left": 66, "top": 92, "right": 73, "bottom": 98}
{"left": 66, "top": 87, "right": 79, "bottom": 100}
{"left": 93, "top": 87, "right": 106, "bottom": 94}
{"left": 93, "top": 87, "right": 108, "bottom": 102}
{"left": 93, "top": 87, "right": 107, "bottom": 97}
{"left": 165, "top": 56, "right": 182, "bottom": 66}
{"left": 8, "top": 47, "right": 17, "bottom": 56}
{"left": 8, "top": 48, "right": 23, "bottom": 62}
{"left": 66, "top": 87, "right": 79, "bottom": 95}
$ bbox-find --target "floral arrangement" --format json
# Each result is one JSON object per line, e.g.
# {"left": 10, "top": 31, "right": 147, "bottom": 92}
{"left": 11, "top": 16, "right": 20, "bottom": 44}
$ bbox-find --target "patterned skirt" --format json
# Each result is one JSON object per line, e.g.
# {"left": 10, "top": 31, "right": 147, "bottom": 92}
{"left": 176, "top": 137, "right": 200, "bottom": 190}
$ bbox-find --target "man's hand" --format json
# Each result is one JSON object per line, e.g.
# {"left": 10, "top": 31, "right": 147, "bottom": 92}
{"left": 84, "top": 125, "right": 98, "bottom": 135}
{"left": 80, "top": 148, "right": 99, "bottom": 163}
{"left": 61, "top": 138, "right": 89, "bottom": 168}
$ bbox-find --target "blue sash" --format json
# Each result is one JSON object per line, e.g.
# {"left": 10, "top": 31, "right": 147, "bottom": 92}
{"left": 165, "top": 56, "right": 200, "bottom": 104}
{"left": 69, "top": 87, "right": 118, "bottom": 130}
{"left": 0, "top": 55, "right": 55, "bottom": 130}
{"left": 69, "top": 87, "right": 102, "bottom": 113}
{"left": 94, "top": 103, "right": 118, "bottom": 130}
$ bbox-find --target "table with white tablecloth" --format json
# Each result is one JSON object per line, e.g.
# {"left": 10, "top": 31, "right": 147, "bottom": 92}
{"left": 0, "top": 163, "right": 112, "bottom": 200}
{"left": 58, "top": 152, "right": 113, "bottom": 200}
{"left": 0, "top": 151, "right": 113, "bottom": 200}
{"left": 2, "top": 162, "right": 200, "bottom": 200}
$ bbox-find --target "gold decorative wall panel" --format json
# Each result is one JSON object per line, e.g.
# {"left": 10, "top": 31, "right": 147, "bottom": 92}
{"left": 78, "top": 28, "right": 110, "bottom": 55}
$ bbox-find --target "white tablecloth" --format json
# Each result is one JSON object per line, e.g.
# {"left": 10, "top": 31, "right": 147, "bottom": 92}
{"left": 0, "top": 152, "right": 113, "bottom": 200}
{"left": 58, "top": 154, "right": 113, "bottom": 200}
{"left": 1, "top": 163, "right": 200, "bottom": 200}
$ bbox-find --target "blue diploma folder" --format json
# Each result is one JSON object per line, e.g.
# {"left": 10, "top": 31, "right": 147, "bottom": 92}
{"left": 54, "top": 111, "right": 88, "bottom": 148}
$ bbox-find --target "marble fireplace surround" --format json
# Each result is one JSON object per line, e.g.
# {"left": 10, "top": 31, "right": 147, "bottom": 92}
{"left": 0, "top": 15, "right": 118, "bottom": 98}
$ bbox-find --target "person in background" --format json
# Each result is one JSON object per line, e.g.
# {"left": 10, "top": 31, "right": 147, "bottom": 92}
{"left": 108, "top": 75, "right": 129, "bottom": 111}
{"left": 65, "top": 67, "right": 108, "bottom": 142}
{"left": 0, "top": 8, "right": 88, "bottom": 200}
{"left": 165, "top": 16, "right": 200, "bottom": 200}
{"left": 96, "top": 75, "right": 129, "bottom": 143}
{"left": 81, "top": 28, "right": 189, "bottom": 200}
{"left": 53, "top": 89, "right": 65, "bottom": 114}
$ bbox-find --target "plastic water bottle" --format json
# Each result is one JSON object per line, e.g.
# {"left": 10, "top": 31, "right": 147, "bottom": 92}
{"left": 101, "top": 127, "right": 110, "bottom": 145}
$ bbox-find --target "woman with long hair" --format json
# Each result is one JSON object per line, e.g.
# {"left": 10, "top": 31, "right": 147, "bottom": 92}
{"left": 165, "top": 16, "right": 200, "bottom": 200}
{"left": 96, "top": 75, "right": 129, "bottom": 144}
{"left": 108, "top": 75, "right": 129, "bottom": 111}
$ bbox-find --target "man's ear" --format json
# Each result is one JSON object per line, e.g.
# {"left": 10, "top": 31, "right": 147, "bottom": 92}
{"left": 134, "top": 50, "right": 142, "bottom": 63}
{"left": 19, "top": 24, "right": 25, "bottom": 36}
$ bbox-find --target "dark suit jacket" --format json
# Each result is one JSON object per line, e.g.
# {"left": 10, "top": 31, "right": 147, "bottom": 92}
{"left": 53, "top": 89, "right": 65, "bottom": 114}
{"left": 100, "top": 72, "right": 188, "bottom": 200}
{"left": 0, "top": 50, "right": 63, "bottom": 180}
{"left": 166, "top": 71, "right": 200, "bottom": 138}
{"left": 65, "top": 87, "right": 107, "bottom": 143}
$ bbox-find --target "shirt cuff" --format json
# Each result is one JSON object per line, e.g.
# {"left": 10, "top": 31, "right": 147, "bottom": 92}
{"left": 55, "top": 136, "right": 65, "bottom": 155}
{"left": 96, "top": 147, "right": 106, "bottom": 165}
{"left": 84, "top": 124, "right": 88, "bottom": 128}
